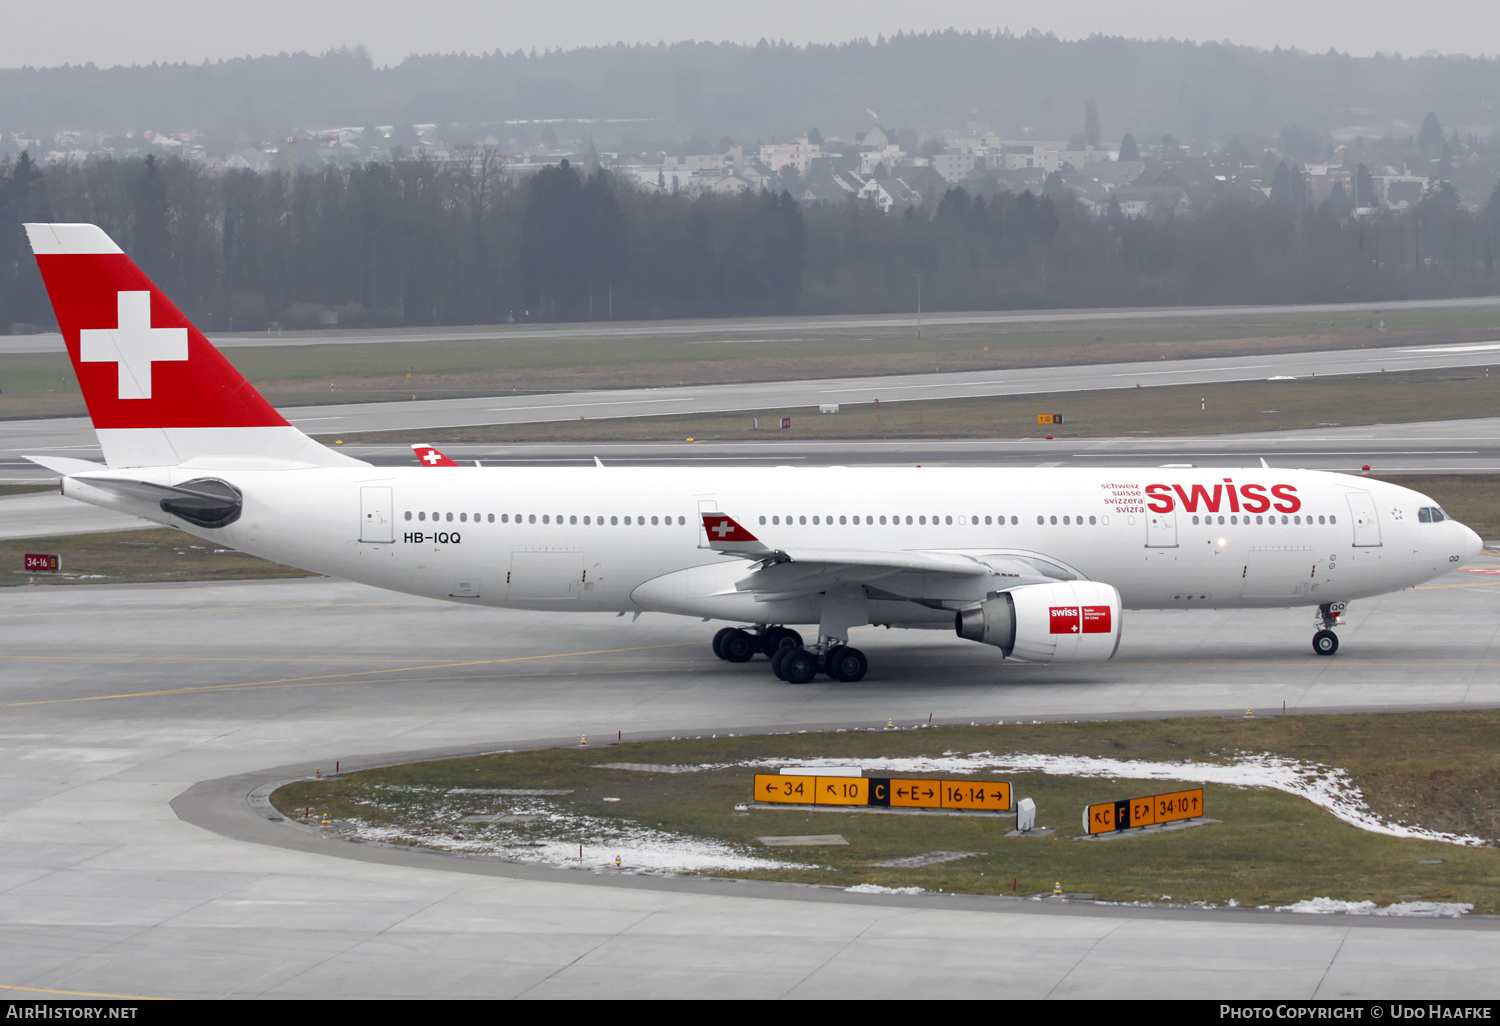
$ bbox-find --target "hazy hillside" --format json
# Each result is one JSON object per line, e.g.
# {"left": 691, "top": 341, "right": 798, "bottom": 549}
{"left": 3, "top": 32, "right": 1499, "bottom": 147}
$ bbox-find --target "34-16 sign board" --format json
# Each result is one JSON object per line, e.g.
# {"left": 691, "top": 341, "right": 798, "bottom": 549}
{"left": 753, "top": 774, "right": 1011, "bottom": 812}
{"left": 1085, "top": 788, "right": 1204, "bottom": 834}
{"left": 24, "top": 553, "right": 60, "bottom": 572}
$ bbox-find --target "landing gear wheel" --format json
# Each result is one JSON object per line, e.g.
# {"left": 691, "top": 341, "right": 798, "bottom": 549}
{"left": 711, "top": 627, "right": 735, "bottom": 660}
{"left": 826, "top": 646, "right": 868, "bottom": 683}
{"left": 762, "top": 627, "right": 803, "bottom": 658}
{"left": 822, "top": 645, "right": 844, "bottom": 678}
{"left": 781, "top": 648, "right": 819, "bottom": 685}
{"left": 722, "top": 629, "right": 758, "bottom": 663}
{"left": 1312, "top": 629, "right": 1339, "bottom": 657}
{"left": 771, "top": 646, "right": 793, "bottom": 680}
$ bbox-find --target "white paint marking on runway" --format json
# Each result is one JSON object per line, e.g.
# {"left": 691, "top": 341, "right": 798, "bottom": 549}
{"left": 1113, "top": 365, "right": 1273, "bottom": 377}
{"left": 483, "top": 398, "right": 695, "bottom": 412}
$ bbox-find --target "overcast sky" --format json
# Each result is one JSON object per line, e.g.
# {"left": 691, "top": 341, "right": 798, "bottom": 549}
{"left": 5, "top": 0, "right": 1499, "bottom": 69}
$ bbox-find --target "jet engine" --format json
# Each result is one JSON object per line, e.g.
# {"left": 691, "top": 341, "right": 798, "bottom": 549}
{"left": 955, "top": 580, "right": 1123, "bottom": 662}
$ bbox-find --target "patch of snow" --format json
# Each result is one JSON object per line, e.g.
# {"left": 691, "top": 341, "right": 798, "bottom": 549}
{"left": 725, "top": 752, "right": 1488, "bottom": 848}
{"left": 845, "top": 884, "right": 924, "bottom": 895}
{"left": 1278, "top": 897, "right": 1472, "bottom": 918}
{"left": 341, "top": 799, "right": 805, "bottom": 875}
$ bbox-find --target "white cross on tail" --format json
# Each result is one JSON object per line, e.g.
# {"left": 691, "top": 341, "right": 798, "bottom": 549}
{"left": 713, "top": 521, "right": 733, "bottom": 537}
{"left": 79, "top": 291, "right": 188, "bottom": 400}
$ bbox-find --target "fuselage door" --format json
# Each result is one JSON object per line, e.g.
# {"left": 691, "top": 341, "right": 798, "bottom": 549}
{"left": 359, "top": 486, "right": 394, "bottom": 543}
{"left": 1145, "top": 509, "right": 1178, "bottom": 548}
{"left": 508, "top": 550, "right": 583, "bottom": 601}
{"left": 1347, "top": 492, "right": 1382, "bottom": 547}
{"left": 696, "top": 498, "right": 719, "bottom": 549}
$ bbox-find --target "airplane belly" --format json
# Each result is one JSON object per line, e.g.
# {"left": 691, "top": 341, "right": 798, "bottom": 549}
{"left": 632, "top": 560, "right": 823, "bottom": 623}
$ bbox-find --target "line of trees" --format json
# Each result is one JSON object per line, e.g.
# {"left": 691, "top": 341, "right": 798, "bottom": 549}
{"left": 3, "top": 151, "right": 1500, "bottom": 334}
{"left": 7, "top": 36, "right": 1500, "bottom": 148}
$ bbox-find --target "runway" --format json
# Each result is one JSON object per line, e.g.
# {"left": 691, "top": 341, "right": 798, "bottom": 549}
{"left": 4, "top": 338, "right": 1500, "bottom": 460}
{"left": 1, "top": 567, "right": 1498, "bottom": 998}
{"left": 0, "top": 489, "right": 151, "bottom": 539}
{"left": 5, "top": 294, "right": 1500, "bottom": 355}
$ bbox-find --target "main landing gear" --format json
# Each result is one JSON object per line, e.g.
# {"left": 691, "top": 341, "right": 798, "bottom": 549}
{"left": 773, "top": 643, "right": 869, "bottom": 684}
{"left": 711, "top": 625, "right": 802, "bottom": 663}
{"left": 711, "top": 625, "right": 868, "bottom": 683}
{"left": 1312, "top": 602, "right": 1346, "bottom": 657}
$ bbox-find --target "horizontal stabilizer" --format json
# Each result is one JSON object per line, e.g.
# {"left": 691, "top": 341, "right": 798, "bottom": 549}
{"left": 23, "top": 454, "right": 107, "bottom": 476}
{"left": 66, "top": 472, "right": 234, "bottom": 505}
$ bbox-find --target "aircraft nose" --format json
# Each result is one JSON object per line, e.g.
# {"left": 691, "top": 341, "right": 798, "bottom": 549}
{"left": 1463, "top": 524, "right": 1483, "bottom": 559}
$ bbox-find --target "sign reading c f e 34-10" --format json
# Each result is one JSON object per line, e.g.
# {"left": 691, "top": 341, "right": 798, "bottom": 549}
{"left": 1085, "top": 788, "right": 1203, "bottom": 834}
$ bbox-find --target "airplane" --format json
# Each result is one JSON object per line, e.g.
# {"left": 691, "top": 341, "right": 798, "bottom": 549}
{"left": 19, "top": 223, "right": 1484, "bottom": 684}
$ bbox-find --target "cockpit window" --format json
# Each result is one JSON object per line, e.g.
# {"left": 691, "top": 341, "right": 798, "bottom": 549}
{"left": 1419, "top": 507, "right": 1433, "bottom": 523}
{"left": 1433, "top": 507, "right": 1448, "bottom": 522}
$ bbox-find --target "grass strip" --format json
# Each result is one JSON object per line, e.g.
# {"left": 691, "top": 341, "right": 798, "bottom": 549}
{"left": 4, "top": 304, "right": 1497, "bottom": 419}
{"left": 272, "top": 711, "right": 1500, "bottom": 911}
{"left": 0, "top": 528, "right": 319, "bottom": 587}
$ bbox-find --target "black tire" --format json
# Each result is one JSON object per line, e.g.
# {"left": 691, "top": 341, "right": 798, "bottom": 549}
{"left": 762, "top": 626, "right": 803, "bottom": 657}
{"left": 1313, "top": 629, "right": 1339, "bottom": 657}
{"left": 782, "top": 648, "right": 818, "bottom": 684}
{"left": 823, "top": 645, "right": 846, "bottom": 679}
{"left": 827, "top": 646, "right": 868, "bottom": 683}
{"left": 711, "top": 627, "right": 735, "bottom": 660}
{"left": 723, "top": 629, "right": 757, "bottom": 663}
{"left": 771, "top": 647, "right": 792, "bottom": 680}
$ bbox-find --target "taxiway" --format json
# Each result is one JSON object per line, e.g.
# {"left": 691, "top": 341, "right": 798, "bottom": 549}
{"left": 1, "top": 567, "right": 1497, "bottom": 998}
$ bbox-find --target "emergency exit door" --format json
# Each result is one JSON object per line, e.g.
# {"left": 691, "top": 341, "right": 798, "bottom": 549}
{"left": 1146, "top": 509, "right": 1178, "bottom": 547}
{"left": 696, "top": 498, "right": 719, "bottom": 549}
{"left": 360, "top": 486, "right": 394, "bottom": 543}
{"left": 1346, "top": 491, "right": 1382, "bottom": 547}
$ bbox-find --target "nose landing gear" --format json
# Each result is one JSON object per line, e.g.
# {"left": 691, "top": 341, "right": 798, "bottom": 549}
{"left": 1312, "top": 602, "right": 1345, "bottom": 656}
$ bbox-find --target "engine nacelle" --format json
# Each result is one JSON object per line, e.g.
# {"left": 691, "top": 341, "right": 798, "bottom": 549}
{"left": 955, "top": 581, "right": 1123, "bottom": 662}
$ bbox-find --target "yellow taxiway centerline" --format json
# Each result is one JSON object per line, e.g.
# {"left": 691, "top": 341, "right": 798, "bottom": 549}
{"left": 0, "top": 983, "right": 164, "bottom": 999}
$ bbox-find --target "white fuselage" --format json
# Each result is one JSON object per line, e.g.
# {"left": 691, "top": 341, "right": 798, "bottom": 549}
{"left": 68, "top": 464, "right": 1478, "bottom": 629}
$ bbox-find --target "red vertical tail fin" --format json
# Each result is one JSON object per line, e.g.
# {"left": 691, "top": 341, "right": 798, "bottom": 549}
{"left": 25, "top": 223, "right": 362, "bottom": 469}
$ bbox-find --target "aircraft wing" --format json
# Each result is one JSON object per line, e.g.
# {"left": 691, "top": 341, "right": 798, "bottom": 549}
{"left": 699, "top": 513, "right": 1061, "bottom": 599}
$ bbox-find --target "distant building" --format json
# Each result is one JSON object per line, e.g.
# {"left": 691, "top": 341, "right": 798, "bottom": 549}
{"left": 855, "top": 125, "right": 897, "bottom": 150}
{"left": 932, "top": 152, "right": 981, "bottom": 184}
{"left": 759, "top": 137, "right": 821, "bottom": 176}
{"left": 1375, "top": 174, "right": 1427, "bottom": 209}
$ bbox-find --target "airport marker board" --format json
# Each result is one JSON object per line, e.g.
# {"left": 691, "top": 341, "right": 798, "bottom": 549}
{"left": 753, "top": 775, "right": 1010, "bottom": 812}
{"left": 24, "top": 553, "right": 60, "bottom": 572}
{"left": 1084, "top": 788, "right": 1204, "bottom": 834}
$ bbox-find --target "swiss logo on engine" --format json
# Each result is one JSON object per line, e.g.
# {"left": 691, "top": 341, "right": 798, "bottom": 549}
{"left": 1049, "top": 606, "right": 1081, "bottom": 634}
{"left": 1050, "top": 605, "right": 1113, "bottom": 635}
{"left": 1081, "top": 605, "right": 1112, "bottom": 633}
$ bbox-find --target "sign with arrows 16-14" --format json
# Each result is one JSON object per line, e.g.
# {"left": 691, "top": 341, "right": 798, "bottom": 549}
{"left": 754, "top": 774, "right": 1011, "bottom": 812}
